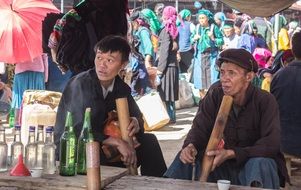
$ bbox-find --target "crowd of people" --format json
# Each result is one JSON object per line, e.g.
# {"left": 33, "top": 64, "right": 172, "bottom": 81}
{"left": 1, "top": 1, "right": 301, "bottom": 189}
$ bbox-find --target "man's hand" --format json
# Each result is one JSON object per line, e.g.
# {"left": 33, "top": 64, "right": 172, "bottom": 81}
{"left": 180, "top": 143, "right": 198, "bottom": 164}
{"left": 127, "top": 117, "right": 140, "bottom": 137}
{"left": 116, "top": 139, "right": 137, "bottom": 166}
{"left": 103, "top": 137, "right": 137, "bottom": 166}
{"left": 206, "top": 149, "right": 235, "bottom": 171}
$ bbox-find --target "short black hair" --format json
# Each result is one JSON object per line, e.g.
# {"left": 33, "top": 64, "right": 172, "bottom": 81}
{"left": 94, "top": 35, "right": 131, "bottom": 62}
{"left": 292, "top": 31, "right": 301, "bottom": 59}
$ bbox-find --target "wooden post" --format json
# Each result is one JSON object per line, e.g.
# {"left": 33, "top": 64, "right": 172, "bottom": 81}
{"left": 86, "top": 141, "right": 100, "bottom": 190}
{"left": 200, "top": 95, "right": 233, "bottom": 182}
{"left": 115, "top": 98, "right": 138, "bottom": 175}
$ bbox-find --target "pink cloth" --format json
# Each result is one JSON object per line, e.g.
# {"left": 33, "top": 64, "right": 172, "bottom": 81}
{"left": 162, "top": 6, "right": 178, "bottom": 40}
{"left": 252, "top": 48, "right": 272, "bottom": 68}
{"left": 15, "top": 53, "right": 49, "bottom": 82}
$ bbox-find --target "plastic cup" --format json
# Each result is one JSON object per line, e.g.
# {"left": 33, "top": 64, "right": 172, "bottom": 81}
{"left": 30, "top": 168, "right": 43, "bottom": 178}
{"left": 217, "top": 179, "right": 231, "bottom": 190}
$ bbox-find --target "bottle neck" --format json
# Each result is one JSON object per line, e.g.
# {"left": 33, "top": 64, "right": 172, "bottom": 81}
{"left": 37, "top": 129, "right": 44, "bottom": 142}
{"left": 45, "top": 132, "right": 54, "bottom": 144}
{"left": 82, "top": 109, "right": 93, "bottom": 140}
{"left": 0, "top": 131, "right": 5, "bottom": 143}
{"left": 28, "top": 131, "right": 35, "bottom": 144}
{"left": 14, "top": 130, "right": 21, "bottom": 142}
{"left": 68, "top": 126, "right": 74, "bottom": 133}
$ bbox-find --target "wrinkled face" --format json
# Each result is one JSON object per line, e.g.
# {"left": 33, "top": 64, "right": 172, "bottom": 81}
{"left": 223, "top": 27, "right": 234, "bottom": 37}
{"left": 219, "top": 62, "right": 253, "bottom": 97}
{"left": 94, "top": 50, "right": 126, "bottom": 86}
{"left": 198, "top": 14, "right": 209, "bottom": 27}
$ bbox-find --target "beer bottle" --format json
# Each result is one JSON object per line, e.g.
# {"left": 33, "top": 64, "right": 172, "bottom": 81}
{"left": 59, "top": 112, "right": 77, "bottom": 176}
{"left": 77, "top": 108, "right": 93, "bottom": 175}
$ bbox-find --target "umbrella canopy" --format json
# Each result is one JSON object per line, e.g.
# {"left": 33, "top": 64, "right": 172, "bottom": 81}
{"left": 219, "top": 0, "right": 298, "bottom": 17}
{"left": 0, "top": 0, "right": 60, "bottom": 64}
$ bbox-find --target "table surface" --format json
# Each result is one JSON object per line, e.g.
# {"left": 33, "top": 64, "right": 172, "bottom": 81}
{"left": 0, "top": 166, "right": 128, "bottom": 190}
{"left": 104, "top": 175, "right": 271, "bottom": 190}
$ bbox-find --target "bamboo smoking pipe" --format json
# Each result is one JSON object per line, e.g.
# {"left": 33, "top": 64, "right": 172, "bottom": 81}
{"left": 115, "top": 98, "right": 138, "bottom": 175}
{"left": 200, "top": 95, "right": 233, "bottom": 182}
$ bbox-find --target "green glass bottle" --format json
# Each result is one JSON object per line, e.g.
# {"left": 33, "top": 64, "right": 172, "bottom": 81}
{"left": 77, "top": 108, "right": 94, "bottom": 175}
{"left": 59, "top": 111, "right": 77, "bottom": 176}
{"left": 8, "top": 108, "right": 15, "bottom": 128}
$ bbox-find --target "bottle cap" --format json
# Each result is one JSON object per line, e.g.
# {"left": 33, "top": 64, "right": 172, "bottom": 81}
{"left": 15, "top": 125, "right": 21, "bottom": 130}
{"left": 38, "top": 125, "right": 44, "bottom": 130}
{"left": 29, "top": 126, "right": 35, "bottom": 132}
{"left": 10, "top": 154, "right": 31, "bottom": 176}
{"left": 46, "top": 126, "right": 54, "bottom": 133}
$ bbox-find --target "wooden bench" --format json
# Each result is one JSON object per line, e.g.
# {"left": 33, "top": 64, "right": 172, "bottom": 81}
{"left": 104, "top": 175, "right": 271, "bottom": 190}
{"left": 284, "top": 153, "right": 300, "bottom": 177}
{"left": 0, "top": 166, "right": 128, "bottom": 190}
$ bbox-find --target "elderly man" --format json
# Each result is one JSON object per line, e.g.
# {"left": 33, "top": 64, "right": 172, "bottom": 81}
{"left": 164, "top": 48, "right": 289, "bottom": 189}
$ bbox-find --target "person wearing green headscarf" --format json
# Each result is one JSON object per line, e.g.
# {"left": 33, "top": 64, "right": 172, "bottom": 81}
{"left": 190, "top": 9, "right": 223, "bottom": 98}
{"left": 177, "top": 9, "right": 195, "bottom": 73}
{"left": 176, "top": 9, "right": 191, "bottom": 26}
{"left": 141, "top": 8, "right": 162, "bottom": 35}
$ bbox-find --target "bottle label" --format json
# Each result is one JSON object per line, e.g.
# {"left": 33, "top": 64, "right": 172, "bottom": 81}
{"left": 86, "top": 142, "right": 100, "bottom": 168}
{"left": 67, "top": 138, "right": 76, "bottom": 165}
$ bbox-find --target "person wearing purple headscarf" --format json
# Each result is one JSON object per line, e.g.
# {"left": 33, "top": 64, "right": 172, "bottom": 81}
{"left": 156, "top": 6, "right": 179, "bottom": 124}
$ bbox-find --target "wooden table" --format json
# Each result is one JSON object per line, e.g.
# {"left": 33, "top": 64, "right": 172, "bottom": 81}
{"left": 0, "top": 166, "right": 128, "bottom": 190}
{"left": 104, "top": 176, "right": 272, "bottom": 190}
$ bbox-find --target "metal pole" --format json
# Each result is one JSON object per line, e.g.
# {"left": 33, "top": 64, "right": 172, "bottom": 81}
{"left": 175, "top": 0, "right": 179, "bottom": 12}
{"left": 273, "top": 13, "right": 280, "bottom": 53}
{"left": 60, "top": 0, "right": 64, "bottom": 13}
{"left": 134, "top": 0, "right": 136, "bottom": 10}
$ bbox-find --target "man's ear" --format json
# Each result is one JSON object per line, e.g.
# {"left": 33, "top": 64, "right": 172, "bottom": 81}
{"left": 121, "top": 61, "right": 128, "bottom": 70}
{"left": 246, "top": 72, "right": 255, "bottom": 82}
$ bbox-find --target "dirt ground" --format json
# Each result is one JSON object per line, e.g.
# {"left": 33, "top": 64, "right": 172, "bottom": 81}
{"left": 149, "top": 106, "right": 301, "bottom": 189}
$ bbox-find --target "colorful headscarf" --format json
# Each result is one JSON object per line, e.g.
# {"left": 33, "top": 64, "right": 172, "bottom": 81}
{"left": 252, "top": 48, "right": 272, "bottom": 68}
{"left": 141, "top": 9, "right": 161, "bottom": 34}
{"left": 162, "top": 6, "right": 178, "bottom": 40}
{"left": 176, "top": 9, "right": 191, "bottom": 26}
{"left": 197, "top": 9, "right": 214, "bottom": 24}
{"left": 289, "top": 21, "right": 298, "bottom": 30}
{"left": 214, "top": 12, "right": 226, "bottom": 22}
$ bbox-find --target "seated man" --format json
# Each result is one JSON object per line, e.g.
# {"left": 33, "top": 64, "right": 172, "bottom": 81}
{"left": 271, "top": 31, "right": 301, "bottom": 157}
{"left": 54, "top": 35, "right": 167, "bottom": 177}
{"left": 164, "top": 48, "right": 289, "bottom": 189}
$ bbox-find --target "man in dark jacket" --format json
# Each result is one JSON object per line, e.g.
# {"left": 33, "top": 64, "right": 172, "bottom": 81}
{"left": 54, "top": 35, "right": 166, "bottom": 177}
{"left": 164, "top": 48, "right": 288, "bottom": 189}
{"left": 271, "top": 31, "right": 301, "bottom": 157}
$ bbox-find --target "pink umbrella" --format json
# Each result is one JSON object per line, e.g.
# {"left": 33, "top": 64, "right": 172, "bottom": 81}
{"left": 0, "top": 0, "right": 60, "bottom": 64}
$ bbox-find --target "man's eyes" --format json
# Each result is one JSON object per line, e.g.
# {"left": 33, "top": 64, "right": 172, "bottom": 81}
{"left": 97, "top": 57, "right": 114, "bottom": 63}
{"left": 220, "top": 70, "right": 237, "bottom": 77}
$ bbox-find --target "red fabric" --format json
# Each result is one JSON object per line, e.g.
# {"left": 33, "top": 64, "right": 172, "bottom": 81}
{"left": 0, "top": 0, "right": 60, "bottom": 64}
